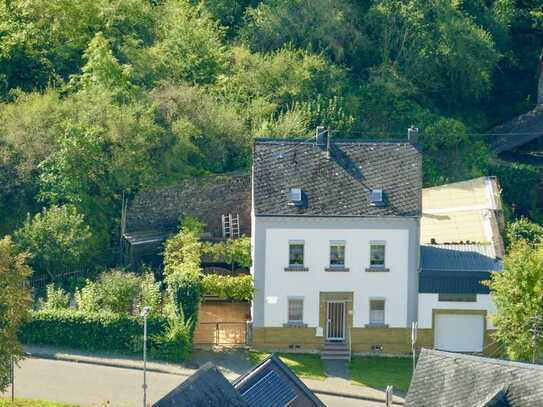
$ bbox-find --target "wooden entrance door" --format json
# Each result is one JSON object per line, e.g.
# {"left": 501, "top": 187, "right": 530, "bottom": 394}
{"left": 326, "top": 301, "right": 345, "bottom": 341}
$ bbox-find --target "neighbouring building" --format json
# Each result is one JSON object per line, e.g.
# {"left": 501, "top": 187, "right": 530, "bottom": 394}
{"left": 406, "top": 348, "right": 543, "bottom": 406}
{"left": 251, "top": 131, "right": 422, "bottom": 357}
{"left": 153, "top": 355, "right": 325, "bottom": 407}
{"left": 121, "top": 171, "right": 251, "bottom": 267}
{"left": 250, "top": 130, "right": 505, "bottom": 357}
{"left": 421, "top": 176, "right": 505, "bottom": 258}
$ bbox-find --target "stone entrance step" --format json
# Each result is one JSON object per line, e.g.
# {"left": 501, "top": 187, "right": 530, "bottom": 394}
{"left": 322, "top": 341, "right": 350, "bottom": 360}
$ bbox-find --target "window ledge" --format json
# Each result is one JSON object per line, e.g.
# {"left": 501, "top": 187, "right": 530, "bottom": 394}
{"left": 365, "top": 323, "right": 389, "bottom": 329}
{"left": 283, "top": 322, "right": 308, "bottom": 328}
{"left": 365, "top": 267, "right": 390, "bottom": 272}
{"left": 325, "top": 267, "right": 350, "bottom": 272}
{"left": 284, "top": 266, "right": 309, "bottom": 272}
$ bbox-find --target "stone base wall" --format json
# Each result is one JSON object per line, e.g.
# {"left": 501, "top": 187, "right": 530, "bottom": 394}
{"left": 252, "top": 327, "right": 497, "bottom": 356}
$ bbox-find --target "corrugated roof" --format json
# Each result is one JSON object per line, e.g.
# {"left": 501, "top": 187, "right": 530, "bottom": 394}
{"left": 406, "top": 349, "right": 543, "bottom": 407}
{"left": 421, "top": 244, "right": 501, "bottom": 272}
{"left": 419, "top": 244, "right": 501, "bottom": 294}
{"left": 253, "top": 139, "right": 422, "bottom": 217}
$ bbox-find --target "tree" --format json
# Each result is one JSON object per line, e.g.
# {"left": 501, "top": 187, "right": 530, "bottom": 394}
{"left": 0, "top": 236, "right": 32, "bottom": 392}
{"left": 505, "top": 217, "right": 543, "bottom": 247}
{"left": 489, "top": 240, "right": 543, "bottom": 361}
{"left": 14, "top": 205, "right": 94, "bottom": 279}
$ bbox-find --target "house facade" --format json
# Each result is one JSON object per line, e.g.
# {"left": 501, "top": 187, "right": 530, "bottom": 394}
{"left": 251, "top": 132, "right": 423, "bottom": 355}
{"left": 250, "top": 131, "right": 504, "bottom": 356}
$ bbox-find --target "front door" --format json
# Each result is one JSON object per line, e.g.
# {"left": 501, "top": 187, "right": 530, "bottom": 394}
{"left": 326, "top": 301, "right": 345, "bottom": 341}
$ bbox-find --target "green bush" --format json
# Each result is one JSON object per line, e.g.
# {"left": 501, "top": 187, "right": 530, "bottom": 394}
{"left": 201, "top": 274, "right": 254, "bottom": 302}
{"left": 19, "top": 309, "right": 189, "bottom": 361}
{"left": 75, "top": 270, "right": 162, "bottom": 316}
{"left": 41, "top": 284, "right": 70, "bottom": 311}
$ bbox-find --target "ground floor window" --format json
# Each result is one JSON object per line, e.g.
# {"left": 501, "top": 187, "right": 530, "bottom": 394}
{"left": 288, "top": 298, "right": 304, "bottom": 324}
{"left": 369, "top": 299, "right": 385, "bottom": 325}
{"left": 438, "top": 293, "right": 477, "bottom": 302}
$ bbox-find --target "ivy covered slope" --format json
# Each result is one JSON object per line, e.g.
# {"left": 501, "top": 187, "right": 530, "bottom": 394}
{"left": 1, "top": 0, "right": 543, "bottom": 267}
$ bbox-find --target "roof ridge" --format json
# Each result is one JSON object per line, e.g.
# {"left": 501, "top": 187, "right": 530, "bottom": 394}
{"left": 255, "top": 137, "right": 412, "bottom": 145}
{"left": 422, "top": 348, "right": 543, "bottom": 371}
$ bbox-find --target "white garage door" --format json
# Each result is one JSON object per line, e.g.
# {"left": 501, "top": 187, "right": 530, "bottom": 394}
{"left": 434, "top": 313, "right": 484, "bottom": 352}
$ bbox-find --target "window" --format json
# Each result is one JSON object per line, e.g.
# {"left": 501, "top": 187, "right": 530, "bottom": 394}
{"left": 288, "top": 298, "right": 304, "bottom": 323}
{"left": 438, "top": 293, "right": 477, "bottom": 302}
{"left": 369, "top": 300, "right": 385, "bottom": 325}
{"left": 370, "top": 243, "right": 385, "bottom": 267}
{"left": 330, "top": 242, "right": 345, "bottom": 267}
{"left": 289, "top": 243, "right": 304, "bottom": 267}
{"left": 369, "top": 189, "right": 384, "bottom": 206}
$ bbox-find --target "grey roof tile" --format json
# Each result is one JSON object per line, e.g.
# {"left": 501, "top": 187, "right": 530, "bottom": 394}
{"left": 253, "top": 139, "right": 422, "bottom": 217}
{"left": 406, "top": 349, "right": 543, "bottom": 407}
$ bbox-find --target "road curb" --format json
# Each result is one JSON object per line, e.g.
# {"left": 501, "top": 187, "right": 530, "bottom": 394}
{"left": 24, "top": 351, "right": 404, "bottom": 405}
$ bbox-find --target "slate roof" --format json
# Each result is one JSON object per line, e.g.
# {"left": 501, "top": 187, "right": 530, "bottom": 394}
{"left": 490, "top": 105, "right": 543, "bottom": 154}
{"left": 253, "top": 139, "right": 422, "bottom": 217}
{"left": 419, "top": 244, "right": 502, "bottom": 294}
{"left": 124, "top": 171, "right": 251, "bottom": 242}
{"left": 233, "top": 354, "right": 325, "bottom": 407}
{"left": 152, "top": 362, "right": 248, "bottom": 407}
{"left": 406, "top": 349, "right": 543, "bottom": 407}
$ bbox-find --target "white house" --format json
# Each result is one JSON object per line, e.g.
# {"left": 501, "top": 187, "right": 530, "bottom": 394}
{"left": 251, "top": 130, "right": 422, "bottom": 357}
{"left": 250, "top": 130, "right": 503, "bottom": 357}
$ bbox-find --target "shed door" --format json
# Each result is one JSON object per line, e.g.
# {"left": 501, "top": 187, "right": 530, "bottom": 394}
{"left": 434, "top": 313, "right": 484, "bottom": 352}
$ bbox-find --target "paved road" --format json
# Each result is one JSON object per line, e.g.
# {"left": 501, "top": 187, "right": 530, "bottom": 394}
{"left": 2, "top": 357, "right": 386, "bottom": 407}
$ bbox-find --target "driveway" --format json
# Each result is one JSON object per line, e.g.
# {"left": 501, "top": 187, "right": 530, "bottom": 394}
{"left": 2, "top": 357, "right": 394, "bottom": 407}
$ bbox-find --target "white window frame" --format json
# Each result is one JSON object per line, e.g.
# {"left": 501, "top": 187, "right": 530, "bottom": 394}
{"left": 369, "top": 298, "right": 386, "bottom": 325}
{"left": 288, "top": 240, "right": 305, "bottom": 268}
{"left": 369, "top": 241, "right": 386, "bottom": 268}
{"left": 287, "top": 296, "right": 304, "bottom": 324}
{"left": 329, "top": 240, "right": 346, "bottom": 268}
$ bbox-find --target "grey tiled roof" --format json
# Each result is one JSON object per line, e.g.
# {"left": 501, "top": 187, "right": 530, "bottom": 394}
{"left": 125, "top": 171, "right": 251, "bottom": 239}
{"left": 406, "top": 349, "right": 543, "bottom": 407}
{"left": 152, "top": 362, "right": 248, "bottom": 407}
{"left": 419, "top": 244, "right": 502, "bottom": 294}
{"left": 490, "top": 105, "right": 543, "bottom": 153}
{"left": 253, "top": 139, "right": 422, "bottom": 217}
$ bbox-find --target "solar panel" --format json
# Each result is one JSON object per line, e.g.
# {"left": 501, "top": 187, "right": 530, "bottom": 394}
{"left": 241, "top": 370, "right": 297, "bottom": 407}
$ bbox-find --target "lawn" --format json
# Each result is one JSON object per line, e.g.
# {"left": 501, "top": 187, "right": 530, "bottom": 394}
{"left": 248, "top": 351, "right": 327, "bottom": 380}
{"left": 348, "top": 356, "right": 413, "bottom": 392}
{"left": 0, "top": 398, "right": 78, "bottom": 407}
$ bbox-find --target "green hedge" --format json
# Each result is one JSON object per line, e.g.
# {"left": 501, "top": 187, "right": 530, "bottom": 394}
{"left": 20, "top": 310, "right": 173, "bottom": 356}
{"left": 201, "top": 274, "right": 254, "bottom": 302}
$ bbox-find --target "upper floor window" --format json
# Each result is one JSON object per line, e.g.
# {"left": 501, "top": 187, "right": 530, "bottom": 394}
{"left": 330, "top": 241, "right": 345, "bottom": 268}
{"left": 370, "top": 243, "right": 386, "bottom": 268}
{"left": 289, "top": 242, "right": 305, "bottom": 267}
{"left": 288, "top": 298, "right": 304, "bottom": 324}
{"left": 438, "top": 293, "right": 477, "bottom": 302}
{"left": 369, "top": 299, "right": 385, "bottom": 325}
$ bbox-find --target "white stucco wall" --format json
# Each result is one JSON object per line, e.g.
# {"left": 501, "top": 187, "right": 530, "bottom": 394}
{"left": 251, "top": 216, "right": 419, "bottom": 328}
{"left": 417, "top": 293, "right": 496, "bottom": 330}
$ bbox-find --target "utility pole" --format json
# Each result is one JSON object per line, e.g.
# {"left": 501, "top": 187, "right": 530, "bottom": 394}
{"left": 530, "top": 314, "right": 543, "bottom": 363}
{"left": 141, "top": 306, "right": 151, "bottom": 407}
{"left": 11, "top": 355, "right": 14, "bottom": 402}
{"left": 411, "top": 321, "right": 418, "bottom": 374}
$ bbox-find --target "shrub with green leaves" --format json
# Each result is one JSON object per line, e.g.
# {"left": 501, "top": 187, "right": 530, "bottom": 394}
{"left": 14, "top": 205, "right": 95, "bottom": 279}
{"left": 75, "top": 270, "right": 161, "bottom": 316}
{"left": 19, "top": 309, "right": 190, "bottom": 361}
{"left": 201, "top": 274, "right": 254, "bottom": 302}
{"left": 41, "top": 284, "right": 70, "bottom": 311}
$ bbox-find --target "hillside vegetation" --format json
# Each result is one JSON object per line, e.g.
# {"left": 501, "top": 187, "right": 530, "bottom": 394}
{"left": 1, "top": 0, "right": 542, "bottom": 266}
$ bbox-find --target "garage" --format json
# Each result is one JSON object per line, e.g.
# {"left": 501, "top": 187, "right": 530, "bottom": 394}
{"left": 434, "top": 313, "right": 484, "bottom": 352}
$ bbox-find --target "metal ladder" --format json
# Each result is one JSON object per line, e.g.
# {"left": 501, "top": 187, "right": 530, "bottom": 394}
{"left": 222, "top": 214, "right": 240, "bottom": 239}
